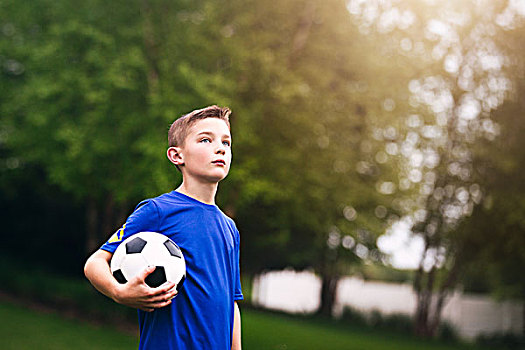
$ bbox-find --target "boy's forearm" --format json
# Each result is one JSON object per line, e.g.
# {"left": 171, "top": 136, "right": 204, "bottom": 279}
{"left": 84, "top": 249, "right": 177, "bottom": 311}
{"left": 84, "top": 249, "right": 120, "bottom": 302}
{"left": 232, "top": 302, "right": 242, "bottom": 350}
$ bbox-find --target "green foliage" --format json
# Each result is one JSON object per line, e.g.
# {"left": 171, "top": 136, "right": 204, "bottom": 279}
{"left": 459, "top": 55, "right": 525, "bottom": 300}
{"left": 340, "top": 306, "right": 369, "bottom": 326}
{"left": 369, "top": 310, "right": 416, "bottom": 335}
{"left": 340, "top": 306, "right": 460, "bottom": 342}
{"left": 341, "top": 307, "right": 416, "bottom": 336}
{"left": 358, "top": 263, "right": 415, "bottom": 284}
{"left": 2, "top": 0, "right": 524, "bottom": 324}
{"left": 0, "top": 173, "right": 86, "bottom": 275}
{"left": 345, "top": 0, "right": 525, "bottom": 337}
{"left": 222, "top": 0, "right": 395, "bottom": 274}
{"left": 0, "top": 255, "right": 135, "bottom": 322}
{"left": 0, "top": 0, "right": 405, "bottom": 318}
{"left": 476, "top": 333, "right": 525, "bottom": 350}
{"left": 1, "top": 0, "right": 169, "bottom": 203}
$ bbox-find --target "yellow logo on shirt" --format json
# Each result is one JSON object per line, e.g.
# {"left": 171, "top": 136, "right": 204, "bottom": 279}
{"left": 108, "top": 223, "right": 126, "bottom": 243}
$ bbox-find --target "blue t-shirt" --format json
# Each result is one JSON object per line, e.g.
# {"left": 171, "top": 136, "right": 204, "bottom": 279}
{"left": 101, "top": 191, "right": 243, "bottom": 350}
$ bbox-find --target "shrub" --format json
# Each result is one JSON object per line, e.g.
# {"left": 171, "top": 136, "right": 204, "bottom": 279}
{"left": 340, "top": 306, "right": 368, "bottom": 326}
{"left": 380, "top": 313, "right": 414, "bottom": 334}
{"left": 476, "top": 332, "right": 525, "bottom": 349}
{"left": 437, "top": 321, "right": 459, "bottom": 342}
{"left": 339, "top": 305, "right": 460, "bottom": 341}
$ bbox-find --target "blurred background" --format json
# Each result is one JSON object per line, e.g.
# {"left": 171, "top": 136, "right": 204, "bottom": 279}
{"left": 1, "top": 0, "right": 524, "bottom": 349}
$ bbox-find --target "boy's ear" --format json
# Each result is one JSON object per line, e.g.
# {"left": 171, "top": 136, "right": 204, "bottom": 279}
{"left": 167, "top": 147, "right": 184, "bottom": 167}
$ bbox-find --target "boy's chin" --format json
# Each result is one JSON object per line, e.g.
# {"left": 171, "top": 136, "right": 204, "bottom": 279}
{"left": 212, "top": 172, "right": 229, "bottom": 183}
{"left": 196, "top": 172, "right": 230, "bottom": 184}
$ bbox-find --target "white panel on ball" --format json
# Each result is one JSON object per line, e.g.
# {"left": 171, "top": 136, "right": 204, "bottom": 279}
{"left": 110, "top": 231, "right": 186, "bottom": 291}
{"left": 121, "top": 254, "right": 149, "bottom": 281}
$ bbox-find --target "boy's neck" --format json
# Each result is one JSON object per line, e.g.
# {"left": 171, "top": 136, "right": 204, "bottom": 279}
{"left": 175, "top": 180, "right": 218, "bottom": 205}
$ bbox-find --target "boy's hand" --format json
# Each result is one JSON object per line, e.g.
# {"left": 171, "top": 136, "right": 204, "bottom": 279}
{"left": 113, "top": 266, "right": 178, "bottom": 312}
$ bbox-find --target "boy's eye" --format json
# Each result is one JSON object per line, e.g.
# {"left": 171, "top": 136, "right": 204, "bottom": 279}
{"left": 200, "top": 138, "right": 211, "bottom": 143}
{"left": 222, "top": 140, "right": 231, "bottom": 147}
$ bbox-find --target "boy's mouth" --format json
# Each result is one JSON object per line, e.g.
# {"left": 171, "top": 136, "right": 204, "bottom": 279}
{"left": 212, "top": 159, "right": 226, "bottom": 166}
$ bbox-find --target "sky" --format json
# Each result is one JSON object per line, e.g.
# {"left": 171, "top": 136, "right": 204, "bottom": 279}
{"left": 377, "top": 219, "right": 424, "bottom": 270}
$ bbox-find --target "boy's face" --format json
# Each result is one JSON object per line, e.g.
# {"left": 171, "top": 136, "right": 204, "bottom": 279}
{"left": 171, "top": 118, "right": 232, "bottom": 184}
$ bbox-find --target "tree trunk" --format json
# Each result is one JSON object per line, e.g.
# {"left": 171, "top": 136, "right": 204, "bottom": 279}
{"left": 429, "top": 291, "right": 446, "bottom": 336}
{"left": 85, "top": 197, "right": 99, "bottom": 255}
{"left": 414, "top": 265, "right": 432, "bottom": 337}
{"left": 317, "top": 244, "right": 339, "bottom": 317}
{"left": 414, "top": 255, "right": 459, "bottom": 338}
{"left": 416, "top": 287, "right": 453, "bottom": 338}
{"left": 414, "top": 248, "right": 437, "bottom": 338}
{"left": 85, "top": 194, "right": 122, "bottom": 256}
{"left": 101, "top": 193, "right": 115, "bottom": 239}
{"left": 318, "top": 273, "right": 339, "bottom": 317}
{"left": 429, "top": 261, "right": 460, "bottom": 335}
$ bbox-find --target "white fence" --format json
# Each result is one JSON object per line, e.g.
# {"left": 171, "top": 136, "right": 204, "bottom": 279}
{"left": 252, "top": 270, "right": 523, "bottom": 340}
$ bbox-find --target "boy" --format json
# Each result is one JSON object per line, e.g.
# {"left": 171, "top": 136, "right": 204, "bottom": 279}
{"left": 84, "top": 105, "right": 243, "bottom": 350}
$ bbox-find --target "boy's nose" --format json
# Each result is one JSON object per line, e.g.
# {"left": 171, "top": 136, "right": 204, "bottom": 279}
{"left": 216, "top": 145, "right": 226, "bottom": 155}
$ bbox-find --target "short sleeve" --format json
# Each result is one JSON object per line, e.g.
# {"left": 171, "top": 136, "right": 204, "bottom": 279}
{"left": 100, "top": 200, "right": 160, "bottom": 254}
{"left": 233, "top": 227, "right": 244, "bottom": 301}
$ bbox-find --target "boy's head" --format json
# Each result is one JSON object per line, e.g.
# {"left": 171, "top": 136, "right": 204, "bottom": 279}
{"left": 167, "top": 105, "right": 233, "bottom": 182}
{"left": 168, "top": 105, "right": 231, "bottom": 149}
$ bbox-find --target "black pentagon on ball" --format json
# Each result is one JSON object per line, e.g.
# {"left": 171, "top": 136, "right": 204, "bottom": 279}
{"left": 164, "top": 239, "right": 182, "bottom": 258}
{"left": 113, "top": 269, "right": 127, "bottom": 284}
{"left": 126, "top": 236, "right": 147, "bottom": 254}
{"left": 145, "top": 266, "right": 167, "bottom": 288}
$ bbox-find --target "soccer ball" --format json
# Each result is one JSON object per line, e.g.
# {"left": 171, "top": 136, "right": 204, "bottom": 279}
{"left": 110, "top": 231, "right": 186, "bottom": 291}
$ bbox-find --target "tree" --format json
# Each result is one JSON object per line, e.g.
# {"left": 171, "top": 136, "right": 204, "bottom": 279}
{"left": 0, "top": 0, "right": 236, "bottom": 256}
{"left": 407, "top": 1, "right": 525, "bottom": 337}
{"left": 221, "top": 0, "right": 407, "bottom": 315}
{"left": 348, "top": 0, "right": 525, "bottom": 337}
{"left": 459, "top": 24, "right": 525, "bottom": 331}
{"left": 2, "top": 0, "right": 406, "bottom": 314}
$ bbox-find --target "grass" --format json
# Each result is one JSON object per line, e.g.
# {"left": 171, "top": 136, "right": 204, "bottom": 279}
{"left": 1, "top": 300, "right": 495, "bottom": 350}
{"left": 243, "top": 309, "right": 482, "bottom": 350}
{"left": 1, "top": 301, "right": 137, "bottom": 350}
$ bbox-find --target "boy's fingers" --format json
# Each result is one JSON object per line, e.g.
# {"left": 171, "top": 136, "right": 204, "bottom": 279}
{"left": 150, "top": 281, "right": 176, "bottom": 296}
{"left": 139, "top": 295, "right": 173, "bottom": 309}
{"left": 157, "top": 299, "right": 172, "bottom": 308}
{"left": 167, "top": 289, "right": 178, "bottom": 300}
{"left": 136, "top": 265, "right": 156, "bottom": 282}
{"left": 151, "top": 297, "right": 173, "bottom": 307}
{"left": 150, "top": 288, "right": 178, "bottom": 303}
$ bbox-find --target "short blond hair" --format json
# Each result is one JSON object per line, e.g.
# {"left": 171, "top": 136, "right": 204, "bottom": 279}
{"left": 168, "top": 105, "right": 231, "bottom": 147}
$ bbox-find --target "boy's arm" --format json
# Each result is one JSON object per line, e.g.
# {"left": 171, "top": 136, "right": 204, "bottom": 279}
{"left": 84, "top": 249, "right": 177, "bottom": 312}
{"left": 232, "top": 301, "right": 242, "bottom": 350}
